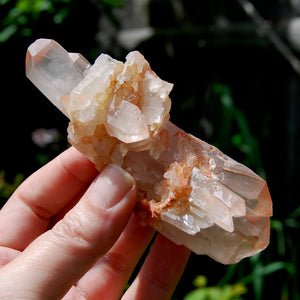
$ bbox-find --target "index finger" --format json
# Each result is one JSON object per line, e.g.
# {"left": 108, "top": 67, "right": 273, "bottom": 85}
{"left": 0, "top": 147, "right": 99, "bottom": 251}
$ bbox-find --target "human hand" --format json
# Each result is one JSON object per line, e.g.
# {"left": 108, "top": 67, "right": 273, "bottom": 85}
{"left": 0, "top": 147, "right": 190, "bottom": 300}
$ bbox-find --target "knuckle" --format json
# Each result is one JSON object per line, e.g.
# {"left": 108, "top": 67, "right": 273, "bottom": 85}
{"left": 141, "top": 268, "right": 172, "bottom": 294}
{"left": 100, "top": 251, "right": 131, "bottom": 275}
{"left": 52, "top": 210, "right": 96, "bottom": 253}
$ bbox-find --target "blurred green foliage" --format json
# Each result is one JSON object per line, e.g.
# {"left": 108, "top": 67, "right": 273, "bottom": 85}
{"left": 205, "top": 83, "right": 265, "bottom": 178}
{"left": 0, "top": 0, "right": 124, "bottom": 42}
{"left": 0, "top": 171, "right": 24, "bottom": 206}
{"left": 0, "top": 0, "right": 71, "bottom": 42}
{"left": 184, "top": 275, "right": 247, "bottom": 300}
{"left": 217, "top": 253, "right": 298, "bottom": 300}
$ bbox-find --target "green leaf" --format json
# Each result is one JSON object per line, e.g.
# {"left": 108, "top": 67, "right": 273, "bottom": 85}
{"left": 218, "top": 264, "right": 238, "bottom": 285}
{"left": 183, "top": 289, "right": 207, "bottom": 300}
{"left": 271, "top": 219, "right": 286, "bottom": 256}
{"left": 284, "top": 217, "right": 300, "bottom": 229}
{"left": 34, "top": 0, "right": 54, "bottom": 13}
{"left": 15, "top": 0, "right": 31, "bottom": 11}
{"left": 238, "top": 261, "right": 296, "bottom": 285}
{"left": 53, "top": 7, "right": 69, "bottom": 24}
{"left": 0, "top": 24, "right": 18, "bottom": 42}
{"left": 231, "top": 284, "right": 247, "bottom": 297}
{"left": 15, "top": 0, "right": 52, "bottom": 13}
{"left": 289, "top": 206, "right": 300, "bottom": 219}
{"left": 0, "top": 0, "right": 10, "bottom": 4}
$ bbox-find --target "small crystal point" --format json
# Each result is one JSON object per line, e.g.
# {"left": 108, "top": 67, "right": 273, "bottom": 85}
{"left": 68, "top": 53, "right": 91, "bottom": 73}
{"left": 26, "top": 39, "right": 273, "bottom": 264}
{"left": 105, "top": 100, "right": 150, "bottom": 143}
{"left": 26, "top": 39, "right": 85, "bottom": 115}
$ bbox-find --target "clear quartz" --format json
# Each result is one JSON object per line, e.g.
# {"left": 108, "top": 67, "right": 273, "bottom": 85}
{"left": 26, "top": 39, "right": 85, "bottom": 115}
{"left": 26, "top": 39, "right": 273, "bottom": 264}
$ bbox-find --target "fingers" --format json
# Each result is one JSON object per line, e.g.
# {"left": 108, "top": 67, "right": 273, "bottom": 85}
{"left": 0, "top": 164, "right": 137, "bottom": 300}
{"left": 0, "top": 147, "right": 99, "bottom": 251}
{"left": 62, "top": 220, "right": 189, "bottom": 300}
{"left": 71, "top": 215, "right": 155, "bottom": 300}
{"left": 123, "top": 234, "right": 190, "bottom": 300}
{"left": 0, "top": 247, "right": 20, "bottom": 267}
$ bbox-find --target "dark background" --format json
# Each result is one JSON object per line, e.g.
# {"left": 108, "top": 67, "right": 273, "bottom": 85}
{"left": 1, "top": 0, "right": 299, "bottom": 299}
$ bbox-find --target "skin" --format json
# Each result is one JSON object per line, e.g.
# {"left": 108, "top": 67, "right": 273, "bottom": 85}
{"left": 0, "top": 147, "right": 190, "bottom": 300}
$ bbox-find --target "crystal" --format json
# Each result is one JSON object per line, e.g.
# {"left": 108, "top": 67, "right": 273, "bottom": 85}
{"left": 26, "top": 39, "right": 273, "bottom": 264}
{"left": 26, "top": 39, "right": 87, "bottom": 115}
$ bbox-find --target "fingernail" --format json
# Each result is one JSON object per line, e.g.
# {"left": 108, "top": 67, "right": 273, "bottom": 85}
{"left": 90, "top": 164, "right": 135, "bottom": 209}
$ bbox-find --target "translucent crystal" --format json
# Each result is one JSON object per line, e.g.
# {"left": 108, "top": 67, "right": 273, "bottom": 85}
{"left": 105, "top": 99, "right": 150, "bottom": 143}
{"left": 26, "top": 39, "right": 86, "bottom": 115}
{"left": 26, "top": 39, "right": 273, "bottom": 264}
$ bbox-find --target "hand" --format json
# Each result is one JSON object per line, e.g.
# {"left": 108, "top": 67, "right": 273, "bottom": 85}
{"left": 0, "top": 147, "right": 190, "bottom": 299}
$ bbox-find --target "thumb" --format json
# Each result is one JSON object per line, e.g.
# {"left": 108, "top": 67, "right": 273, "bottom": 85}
{"left": 0, "top": 164, "right": 136, "bottom": 300}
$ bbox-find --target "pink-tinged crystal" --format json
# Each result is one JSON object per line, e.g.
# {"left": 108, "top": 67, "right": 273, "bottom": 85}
{"left": 26, "top": 39, "right": 272, "bottom": 264}
{"left": 26, "top": 39, "right": 87, "bottom": 115}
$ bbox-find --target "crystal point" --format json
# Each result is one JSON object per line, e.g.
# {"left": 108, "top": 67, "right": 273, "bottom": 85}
{"left": 26, "top": 39, "right": 273, "bottom": 264}
{"left": 26, "top": 39, "right": 85, "bottom": 115}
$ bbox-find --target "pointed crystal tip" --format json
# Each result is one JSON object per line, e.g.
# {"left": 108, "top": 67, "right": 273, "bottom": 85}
{"left": 26, "top": 39, "right": 51, "bottom": 69}
{"left": 26, "top": 39, "right": 86, "bottom": 116}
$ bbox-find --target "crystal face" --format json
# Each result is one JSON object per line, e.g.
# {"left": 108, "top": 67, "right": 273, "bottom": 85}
{"left": 26, "top": 39, "right": 273, "bottom": 264}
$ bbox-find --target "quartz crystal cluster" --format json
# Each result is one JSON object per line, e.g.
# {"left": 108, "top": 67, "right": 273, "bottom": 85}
{"left": 26, "top": 39, "right": 272, "bottom": 264}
